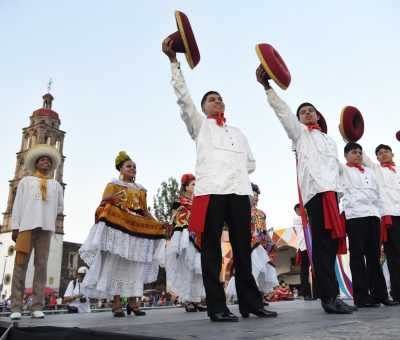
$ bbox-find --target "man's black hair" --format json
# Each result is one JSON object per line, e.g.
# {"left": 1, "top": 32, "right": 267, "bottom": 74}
{"left": 375, "top": 144, "right": 392, "bottom": 156}
{"left": 296, "top": 102, "right": 317, "bottom": 119}
{"left": 344, "top": 142, "right": 362, "bottom": 155}
{"left": 201, "top": 91, "right": 221, "bottom": 109}
{"left": 294, "top": 203, "right": 300, "bottom": 211}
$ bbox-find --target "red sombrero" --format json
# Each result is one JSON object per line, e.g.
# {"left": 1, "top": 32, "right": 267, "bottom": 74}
{"left": 396, "top": 130, "right": 400, "bottom": 142}
{"left": 317, "top": 111, "right": 328, "bottom": 134}
{"left": 339, "top": 106, "right": 364, "bottom": 142}
{"left": 255, "top": 43, "right": 291, "bottom": 90}
{"left": 168, "top": 10, "right": 200, "bottom": 69}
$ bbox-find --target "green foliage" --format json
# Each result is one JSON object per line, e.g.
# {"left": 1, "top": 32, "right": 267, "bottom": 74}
{"left": 153, "top": 177, "right": 180, "bottom": 222}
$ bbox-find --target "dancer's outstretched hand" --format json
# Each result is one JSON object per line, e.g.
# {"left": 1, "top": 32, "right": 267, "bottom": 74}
{"left": 256, "top": 65, "right": 271, "bottom": 90}
{"left": 162, "top": 37, "right": 178, "bottom": 63}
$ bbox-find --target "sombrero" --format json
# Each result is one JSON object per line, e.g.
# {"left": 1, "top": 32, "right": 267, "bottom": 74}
{"left": 255, "top": 43, "right": 291, "bottom": 90}
{"left": 168, "top": 10, "right": 200, "bottom": 69}
{"left": 317, "top": 112, "right": 328, "bottom": 134}
{"left": 25, "top": 144, "right": 61, "bottom": 174}
{"left": 339, "top": 106, "right": 364, "bottom": 142}
{"left": 396, "top": 131, "right": 400, "bottom": 142}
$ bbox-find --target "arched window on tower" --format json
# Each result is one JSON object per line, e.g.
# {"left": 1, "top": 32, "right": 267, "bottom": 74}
{"left": 26, "top": 137, "right": 31, "bottom": 150}
{"left": 45, "top": 133, "right": 51, "bottom": 144}
{"left": 32, "top": 131, "right": 37, "bottom": 146}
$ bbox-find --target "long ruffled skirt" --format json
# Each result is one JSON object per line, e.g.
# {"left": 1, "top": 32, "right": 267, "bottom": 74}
{"left": 79, "top": 221, "right": 166, "bottom": 298}
{"left": 225, "top": 245, "right": 278, "bottom": 299}
{"left": 165, "top": 229, "right": 205, "bottom": 302}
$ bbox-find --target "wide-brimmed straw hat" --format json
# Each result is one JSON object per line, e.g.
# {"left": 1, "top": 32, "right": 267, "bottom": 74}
{"left": 25, "top": 144, "right": 61, "bottom": 174}
{"left": 339, "top": 106, "right": 364, "bottom": 142}
{"left": 255, "top": 43, "right": 291, "bottom": 90}
{"left": 167, "top": 10, "right": 200, "bottom": 69}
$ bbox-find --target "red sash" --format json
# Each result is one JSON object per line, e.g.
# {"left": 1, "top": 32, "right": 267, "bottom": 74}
{"left": 188, "top": 195, "right": 210, "bottom": 233}
{"left": 322, "top": 191, "right": 347, "bottom": 254}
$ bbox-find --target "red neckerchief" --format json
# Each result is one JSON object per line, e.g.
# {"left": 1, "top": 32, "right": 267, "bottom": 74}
{"left": 381, "top": 162, "right": 396, "bottom": 173}
{"left": 346, "top": 162, "right": 365, "bottom": 173}
{"left": 307, "top": 124, "right": 321, "bottom": 132}
{"left": 207, "top": 112, "right": 226, "bottom": 127}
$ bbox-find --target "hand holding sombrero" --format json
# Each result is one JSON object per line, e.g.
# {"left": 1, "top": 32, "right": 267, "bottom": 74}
{"left": 163, "top": 10, "right": 200, "bottom": 69}
{"left": 255, "top": 43, "right": 291, "bottom": 90}
{"left": 338, "top": 106, "right": 364, "bottom": 142}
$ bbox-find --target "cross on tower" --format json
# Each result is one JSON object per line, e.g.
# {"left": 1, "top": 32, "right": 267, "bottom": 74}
{"left": 47, "top": 78, "right": 53, "bottom": 93}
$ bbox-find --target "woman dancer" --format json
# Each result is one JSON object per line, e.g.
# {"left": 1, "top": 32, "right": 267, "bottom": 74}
{"left": 79, "top": 151, "right": 166, "bottom": 317}
{"left": 166, "top": 174, "right": 206, "bottom": 312}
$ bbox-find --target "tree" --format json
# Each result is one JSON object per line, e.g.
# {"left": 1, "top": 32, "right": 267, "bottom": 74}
{"left": 153, "top": 177, "right": 180, "bottom": 222}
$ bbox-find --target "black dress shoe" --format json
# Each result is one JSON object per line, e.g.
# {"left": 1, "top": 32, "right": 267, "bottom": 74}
{"left": 379, "top": 299, "right": 399, "bottom": 306}
{"left": 209, "top": 312, "right": 238, "bottom": 322}
{"left": 241, "top": 308, "right": 278, "bottom": 318}
{"left": 322, "top": 298, "right": 353, "bottom": 314}
{"left": 336, "top": 298, "right": 358, "bottom": 311}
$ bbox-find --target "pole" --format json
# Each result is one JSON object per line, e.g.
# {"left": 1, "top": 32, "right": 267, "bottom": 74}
{"left": 1, "top": 256, "right": 8, "bottom": 294}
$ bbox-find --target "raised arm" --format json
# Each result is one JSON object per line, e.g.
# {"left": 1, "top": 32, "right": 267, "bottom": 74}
{"left": 162, "top": 37, "right": 202, "bottom": 139}
{"left": 256, "top": 66, "right": 303, "bottom": 142}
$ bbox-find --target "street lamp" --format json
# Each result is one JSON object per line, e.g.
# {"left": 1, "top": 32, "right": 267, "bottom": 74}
{"left": 1, "top": 256, "right": 9, "bottom": 294}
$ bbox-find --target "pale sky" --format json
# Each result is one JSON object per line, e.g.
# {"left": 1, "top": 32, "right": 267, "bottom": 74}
{"left": 0, "top": 1, "right": 399, "bottom": 243}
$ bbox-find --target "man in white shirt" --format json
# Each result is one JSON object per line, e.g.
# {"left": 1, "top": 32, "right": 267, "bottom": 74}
{"left": 63, "top": 267, "right": 91, "bottom": 313}
{"left": 363, "top": 143, "right": 400, "bottom": 303}
{"left": 293, "top": 204, "right": 314, "bottom": 300}
{"left": 256, "top": 68, "right": 354, "bottom": 314}
{"left": 163, "top": 38, "right": 276, "bottom": 322}
{"left": 10, "top": 144, "right": 63, "bottom": 320}
{"left": 341, "top": 142, "right": 397, "bottom": 307}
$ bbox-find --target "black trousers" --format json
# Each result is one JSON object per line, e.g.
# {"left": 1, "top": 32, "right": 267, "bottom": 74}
{"left": 346, "top": 216, "right": 388, "bottom": 305}
{"left": 305, "top": 193, "right": 338, "bottom": 300}
{"left": 201, "top": 194, "right": 263, "bottom": 316}
{"left": 384, "top": 216, "right": 400, "bottom": 301}
{"left": 300, "top": 250, "right": 312, "bottom": 297}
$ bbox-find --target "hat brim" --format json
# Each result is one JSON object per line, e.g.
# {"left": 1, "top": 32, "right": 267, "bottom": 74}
{"left": 339, "top": 106, "right": 364, "bottom": 142}
{"left": 255, "top": 43, "right": 291, "bottom": 90}
{"left": 25, "top": 144, "right": 61, "bottom": 174}
{"left": 317, "top": 111, "right": 328, "bottom": 134}
{"left": 168, "top": 10, "right": 200, "bottom": 69}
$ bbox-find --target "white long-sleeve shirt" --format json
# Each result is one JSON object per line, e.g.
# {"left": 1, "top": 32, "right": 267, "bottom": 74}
{"left": 266, "top": 89, "right": 342, "bottom": 205}
{"left": 11, "top": 176, "right": 64, "bottom": 232}
{"left": 340, "top": 165, "right": 380, "bottom": 220}
{"left": 363, "top": 154, "right": 400, "bottom": 217}
{"left": 171, "top": 62, "right": 255, "bottom": 196}
{"left": 293, "top": 215, "right": 307, "bottom": 251}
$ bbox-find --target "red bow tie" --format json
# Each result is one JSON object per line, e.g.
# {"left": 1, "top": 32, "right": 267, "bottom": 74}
{"left": 208, "top": 112, "right": 226, "bottom": 127}
{"left": 381, "top": 162, "right": 396, "bottom": 173}
{"left": 346, "top": 162, "right": 365, "bottom": 173}
{"left": 307, "top": 124, "right": 321, "bottom": 132}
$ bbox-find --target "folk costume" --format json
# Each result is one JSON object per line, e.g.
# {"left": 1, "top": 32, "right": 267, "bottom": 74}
{"left": 266, "top": 90, "right": 351, "bottom": 313}
{"left": 79, "top": 152, "right": 166, "bottom": 299}
{"left": 341, "top": 160, "right": 391, "bottom": 307}
{"left": 363, "top": 152, "right": 400, "bottom": 302}
{"left": 10, "top": 144, "right": 63, "bottom": 319}
{"left": 165, "top": 174, "right": 206, "bottom": 307}
{"left": 170, "top": 62, "right": 267, "bottom": 319}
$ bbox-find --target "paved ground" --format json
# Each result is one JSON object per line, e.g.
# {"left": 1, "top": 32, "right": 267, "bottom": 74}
{"left": 3, "top": 299, "right": 400, "bottom": 339}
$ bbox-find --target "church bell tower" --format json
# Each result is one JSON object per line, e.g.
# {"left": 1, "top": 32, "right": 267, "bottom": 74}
{"left": 1, "top": 91, "right": 66, "bottom": 234}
